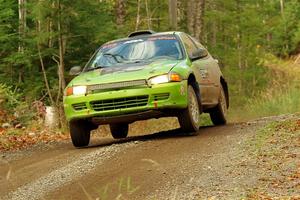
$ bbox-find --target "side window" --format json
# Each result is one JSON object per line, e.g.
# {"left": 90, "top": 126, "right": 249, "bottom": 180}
{"left": 180, "top": 33, "right": 198, "bottom": 57}
{"left": 189, "top": 36, "right": 204, "bottom": 49}
{"left": 189, "top": 35, "right": 210, "bottom": 58}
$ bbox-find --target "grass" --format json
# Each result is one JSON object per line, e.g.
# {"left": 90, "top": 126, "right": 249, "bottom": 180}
{"left": 229, "top": 56, "right": 300, "bottom": 122}
{"left": 76, "top": 176, "right": 140, "bottom": 200}
{"left": 242, "top": 84, "right": 300, "bottom": 120}
{"left": 253, "top": 121, "right": 278, "bottom": 151}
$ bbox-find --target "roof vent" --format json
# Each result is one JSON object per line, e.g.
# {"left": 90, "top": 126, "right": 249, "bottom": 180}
{"left": 128, "top": 30, "right": 156, "bottom": 38}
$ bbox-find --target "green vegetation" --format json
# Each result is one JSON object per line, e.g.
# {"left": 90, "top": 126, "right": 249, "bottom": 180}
{"left": 0, "top": 83, "right": 37, "bottom": 125}
{"left": 229, "top": 56, "right": 300, "bottom": 121}
{"left": 245, "top": 84, "right": 300, "bottom": 119}
{"left": 73, "top": 177, "right": 139, "bottom": 200}
{"left": 0, "top": 0, "right": 299, "bottom": 127}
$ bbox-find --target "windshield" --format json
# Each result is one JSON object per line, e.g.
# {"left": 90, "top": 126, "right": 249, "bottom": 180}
{"left": 85, "top": 35, "right": 183, "bottom": 71}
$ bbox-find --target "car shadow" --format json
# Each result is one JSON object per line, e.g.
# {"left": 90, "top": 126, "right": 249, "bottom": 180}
{"left": 86, "top": 125, "right": 219, "bottom": 149}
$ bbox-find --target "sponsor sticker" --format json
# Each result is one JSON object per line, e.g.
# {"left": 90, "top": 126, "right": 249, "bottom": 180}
{"left": 147, "top": 36, "right": 177, "bottom": 41}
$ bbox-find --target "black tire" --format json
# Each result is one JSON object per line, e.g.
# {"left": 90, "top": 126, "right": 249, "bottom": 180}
{"left": 209, "top": 85, "right": 228, "bottom": 125}
{"left": 110, "top": 123, "right": 129, "bottom": 139}
{"left": 178, "top": 85, "right": 200, "bottom": 133}
{"left": 69, "top": 120, "right": 92, "bottom": 147}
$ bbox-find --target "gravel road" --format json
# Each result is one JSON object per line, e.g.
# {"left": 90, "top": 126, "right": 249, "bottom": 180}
{"left": 0, "top": 116, "right": 299, "bottom": 200}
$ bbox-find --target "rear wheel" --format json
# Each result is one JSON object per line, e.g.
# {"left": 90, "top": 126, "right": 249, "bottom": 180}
{"left": 209, "top": 85, "right": 227, "bottom": 125}
{"left": 110, "top": 123, "right": 129, "bottom": 139}
{"left": 178, "top": 85, "right": 200, "bottom": 133}
{"left": 69, "top": 120, "right": 93, "bottom": 147}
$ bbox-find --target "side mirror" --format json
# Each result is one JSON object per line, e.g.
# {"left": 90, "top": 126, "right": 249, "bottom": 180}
{"left": 190, "top": 48, "right": 208, "bottom": 61}
{"left": 69, "top": 66, "right": 82, "bottom": 76}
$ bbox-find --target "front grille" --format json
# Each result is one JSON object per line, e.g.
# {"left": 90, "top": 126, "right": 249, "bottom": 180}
{"left": 153, "top": 93, "right": 170, "bottom": 101}
{"left": 88, "top": 80, "right": 147, "bottom": 93}
{"left": 72, "top": 102, "right": 87, "bottom": 111}
{"left": 90, "top": 95, "right": 149, "bottom": 111}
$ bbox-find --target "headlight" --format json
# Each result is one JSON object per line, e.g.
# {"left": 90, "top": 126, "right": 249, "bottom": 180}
{"left": 148, "top": 72, "right": 182, "bottom": 85}
{"left": 73, "top": 86, "right": 87, "bottom": 95}
{"left": 65, "top": 86, "right": 87, "bottom": 96}
{"left": 149, "top": 74, "right": 169, "bottom": 85}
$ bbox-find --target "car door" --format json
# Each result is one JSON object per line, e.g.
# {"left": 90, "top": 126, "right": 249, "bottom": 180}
{"left": 180, "top": 33, "right": 219, "bottom": 105}
{"left": 189, "top": 36, "right": 221, "bottom": 105}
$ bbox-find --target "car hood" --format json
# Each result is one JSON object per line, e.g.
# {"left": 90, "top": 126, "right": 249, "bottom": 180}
{"left": 69, "top": 59, "right": 181, "bottom": 86}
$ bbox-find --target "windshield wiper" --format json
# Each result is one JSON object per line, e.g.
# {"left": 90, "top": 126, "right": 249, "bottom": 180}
{"left": 103, "top": 53, "right": 126, "bottom": 63}
{"left": 86, "top": 65, "right": 108, "bottom": 71}
{"left": 124, "top": 60, "right": 145, "bottom": 64}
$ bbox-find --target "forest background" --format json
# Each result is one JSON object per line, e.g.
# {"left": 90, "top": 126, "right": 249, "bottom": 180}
{"left": 0, "top": 0, "right": 300, "bottom": 130}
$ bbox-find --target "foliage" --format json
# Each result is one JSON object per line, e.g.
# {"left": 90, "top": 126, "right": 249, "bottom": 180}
{"left": 0, "top": 83, "right": 39, "bottom": 125}
{"left": 246, "top": 84, "right": 300, "bottom": 119}
{"left": 0, "top": 84, "right": 21, "bottom": 112}
{"left": 228, "top": 55, "right": 300, "bottom": 121}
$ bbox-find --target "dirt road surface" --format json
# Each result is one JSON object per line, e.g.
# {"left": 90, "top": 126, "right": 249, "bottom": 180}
{"left": 0, "top": 116, "right": 299, "bottom": 200}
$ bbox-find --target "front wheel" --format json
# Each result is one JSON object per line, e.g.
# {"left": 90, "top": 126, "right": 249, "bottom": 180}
{"left": 110, "top": 123, "right": 129, "bottom": 139}
{"left": 209, "top": 85, "right": 228, "bottom": 125}
{"left": 178, "top": 85, "right": 200, "bottom": 133}
{"left": 69, "top": 120, "right": 92, "bottom": 148}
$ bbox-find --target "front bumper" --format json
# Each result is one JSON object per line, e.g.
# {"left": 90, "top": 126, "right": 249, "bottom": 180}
{"left": 63, "top": 81, "right": 188, "bottom": 123}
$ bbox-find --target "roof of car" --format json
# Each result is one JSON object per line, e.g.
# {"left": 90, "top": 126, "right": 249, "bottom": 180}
{"left": 103, "top": 31, "right": 181, "bottom": 45}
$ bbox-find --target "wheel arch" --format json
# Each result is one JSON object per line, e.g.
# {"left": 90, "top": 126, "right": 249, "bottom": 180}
{"left": 220, "top": 76, "right": 229, "bottom": 108}
{"left": 187, "top": 73, "right": 202, "bottom": 112}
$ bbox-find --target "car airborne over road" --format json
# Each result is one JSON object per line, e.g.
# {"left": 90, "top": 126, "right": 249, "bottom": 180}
{"left": 64, "top": 30, "right": 229, "bottom": 147}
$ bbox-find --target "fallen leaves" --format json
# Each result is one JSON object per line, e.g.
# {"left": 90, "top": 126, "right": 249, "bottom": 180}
{"left": 0, "top": 128, "right": 4, "bottom": 136}
{"left": 0, "top": 127, "right": 69, "bottom": 151}
{"left": 247, "top": 118, "right": 300, "bottom": 199}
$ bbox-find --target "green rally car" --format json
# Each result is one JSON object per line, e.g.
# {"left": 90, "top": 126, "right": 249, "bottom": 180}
{"left": 64, "top": 30, "right": 229, "bottom": 147}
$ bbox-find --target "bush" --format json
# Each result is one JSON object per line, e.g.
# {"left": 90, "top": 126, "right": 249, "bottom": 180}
{"left": 0, "top": 84, "right": 38, "bottom": 126}
{"left": 0, "top": 84, "right": 20, "bottom": 111}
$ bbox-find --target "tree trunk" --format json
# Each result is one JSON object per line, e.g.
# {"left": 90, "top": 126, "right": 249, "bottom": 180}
{"left": 17, "top": 0, "right": 26, "bottom": 86}
{"left": 145, "top": 0, "right": 151, "bottom": 29}
{"left": 186, "top": 0, "right": 205, "bottom": 40}
{"left": 37, "top": 19, "right": 55, "bottom": 106}
{"left": 186, "top": 0, "right": 195, "bottom": 36}
{"left": 194, "top": 0, "right": 205, "bottom": 42}
{"left": 116, "top": 0, "right": 126, "bottom": 26}
{"left": 169, "top": 0, "right": 177, "bottom": 30}
{"left": 48, "top": 19, "right": 53, "bottom": 48}
{"left": 57, "top": 0, "right": 66, "bottom": 92}
{"left": 18, "top": 0, "right": 26, "bottom": 53}
{"left": 56, "top": 0, "right": 67, "bottom": 129}
{"left": 280, "top": 0, "right": 284, "bottom": 18}
{"left": 280, "top": 0, "right": 288, "bottom": 52}
{"left": 156, "top": 0, "right": 161, "bottom": 29}
{"left": 135, "top": 0, "right": 141, "bottom": 31}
